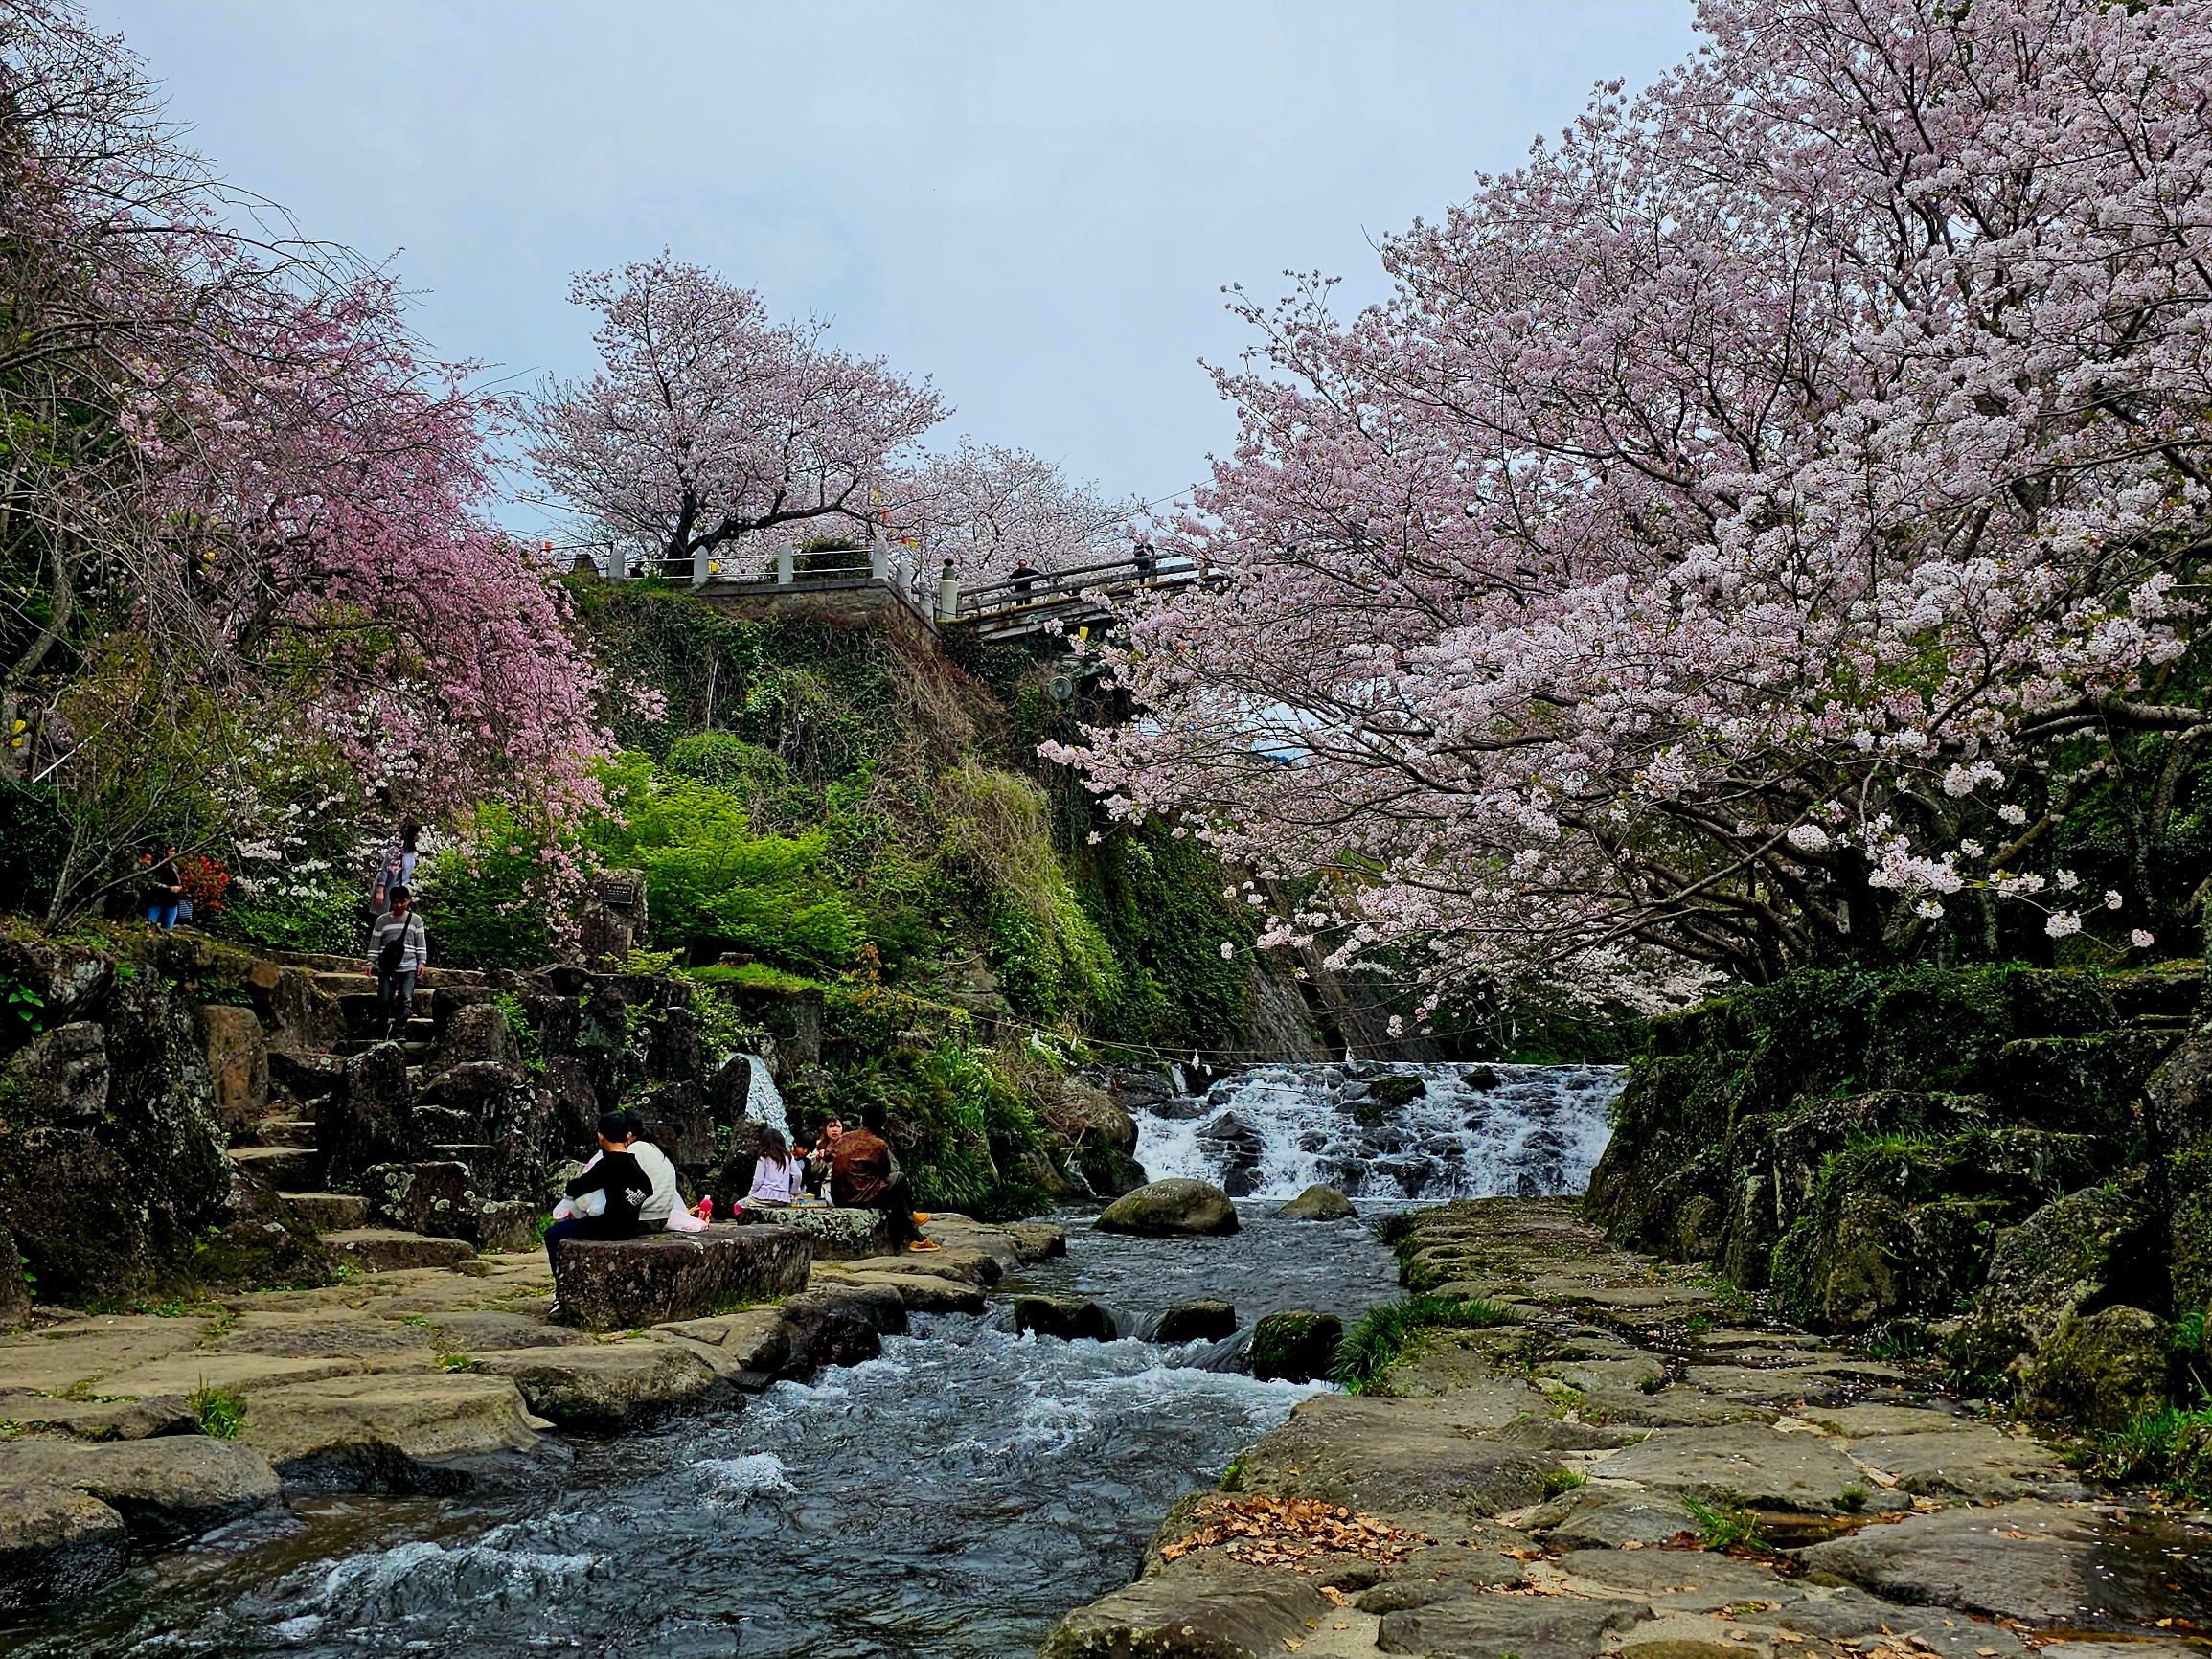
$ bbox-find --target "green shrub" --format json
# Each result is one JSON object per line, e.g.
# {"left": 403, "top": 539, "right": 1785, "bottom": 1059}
{"left": 414, "top": 805, "right": 556, "bottom": 969}
{"left": 217, "top": 882, "right": 363, "bottom": 957}
{"left": 2083, "top": 1406, "right": 2212, "bottom": 1503}
{"left": 1331, "top": 1295, "right": 1518, "bottom": 1392}
{"left": 0, "top": 781, "right": 68, "bottom": 915}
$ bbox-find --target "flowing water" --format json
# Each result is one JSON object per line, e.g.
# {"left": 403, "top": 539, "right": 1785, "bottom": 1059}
{"left": 1131, "top": 1061, "right": 1623, "bottom": 1200}
{"left": 3, "top": 1064, "right": 1618, "bottom": 1659}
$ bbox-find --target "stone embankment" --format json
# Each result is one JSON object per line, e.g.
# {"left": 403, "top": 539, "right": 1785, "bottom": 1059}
{"left": 0, "top": 1210, "right": 1060, "bottom": 1617}
{"left": 1042, "top": 1199, "right": 2205, "bottom": 1659}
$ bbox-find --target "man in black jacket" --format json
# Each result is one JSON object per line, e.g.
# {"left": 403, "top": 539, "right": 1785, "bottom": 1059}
{"left": 543, "top": 1111, "right": 653, "bottom": 1318}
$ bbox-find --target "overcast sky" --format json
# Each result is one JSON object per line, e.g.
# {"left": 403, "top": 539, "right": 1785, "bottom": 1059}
{"left": 88, "top": 1, "right": 1699, "bottom": 534}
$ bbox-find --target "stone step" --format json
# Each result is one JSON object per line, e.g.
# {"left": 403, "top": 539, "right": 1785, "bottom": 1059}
{"left": 334, "top": 1035, "right": 433, "bottom": 1058}
{"left": 276, "top": 950, "right": 486, "bottom": 989}
{"left": 314, "top": 970, "right": 373, "bottom": 995}
{"left": 281, "top": 1192, "right": 369, "bottom": 1231}
{"left": 322, "top": 1228, "right": 478, "bottom": 1273}
{"left": 257, "top": 1117, "right": 318, "bottom": 1148}
{"left": 228, "top": 1145, "right": 322, "bottom": 1186}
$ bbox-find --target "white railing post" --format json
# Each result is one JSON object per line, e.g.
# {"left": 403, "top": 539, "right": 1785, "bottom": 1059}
{"left": 777, "top": 545, "right": 795, "bottom": 585}
{"left": 870, "top": 533, "right": 888, "bottom": 581}
{"left": 937, "top": 562, "right": 961, "bottom": 623}
{"left": 692, "top": 546, "right": 711, "bottom": 587}
{"left": 608, "top": 542, "right": 627, "bottom": 581}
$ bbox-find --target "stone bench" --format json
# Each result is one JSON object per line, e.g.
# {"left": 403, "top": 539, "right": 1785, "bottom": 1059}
{"left": 552, "top": 1223, "right": 812, "bottom": 1331}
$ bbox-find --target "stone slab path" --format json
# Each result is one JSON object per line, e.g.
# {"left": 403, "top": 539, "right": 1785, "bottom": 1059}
{"left": 1043, "top": 1199, "right": 2210, "bottom": 1659}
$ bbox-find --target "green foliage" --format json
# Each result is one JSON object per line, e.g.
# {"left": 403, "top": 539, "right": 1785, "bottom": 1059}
{"left": 1681, "top": 1495, "right": 1768, "bottom": 1554}
{"left": 1331, "top": 1294, "right": 1517, "bottom": 1393}
{"left": 0, "top": 782, "right": 67, "bottom": 914}
{"left": 414, "top": 804, "right": 555, "bottom": 969}
{"left": 491, "top": 992, "right": 547, "bottom": 1084}
{"left": 889, "top": 1038, "right": 1060, "bottom": 1220}
{"left": 1542, "top": 1469, "right": 1588, "bottom": 1498}
{"left": 217, "top": 881, "right": 361, "bottom": 957}
{"left": 188, "top": 1381, "right": 246, "bottom": 1440}
{"left": 1072, "top": 823, "right": 1253, "bottom": 1051}
{"left": 587, "top": 751, "right": 862, "bottom": 973}
{"left": 2080, "top": 1406, "right": 2212, "bottom": 1503}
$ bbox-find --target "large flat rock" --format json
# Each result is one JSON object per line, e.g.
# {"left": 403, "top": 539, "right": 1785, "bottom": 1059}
{"left": 0, "top": 1481, "right": 129, "bottom": 1614}
{"left": 0, "top": 1436, "right": 284, "bottom": 1542}
{"left": 770, "top": 1206, "right": 893, "bottom": 1260}
{"left": 240, "top": 1373, "right": 567, "bottom": 1494}
{"left": 473, "top": 1341, "right": 721, "bottom": 1428}
{"left": 1597, "top": 1424, "right": 1872, "bottom": 1513}
{"left": 323, "top": 1228, "right": 476, "bottom": 1272}
{"left": 553, "top": 1222, "right": 811, "bottom": 1331}
{"left": 0, "top": 1387, "right": 195, "bottom": 1441}
{"left": 1039, "top": 1554, "right": 1332, "bottom": 1659}
{"left": 1795, "top": 1498, "right": 2208, "bottom": 1629}
{"left": 1376, "top": 1592, "right": 1651, "bottom": 1658}
{"left": 1844, "top": 1427, "right": 2072, "bottom": 1499}
{"left": 1237, "top": 1385, "right": 1559, "bottom": 1522}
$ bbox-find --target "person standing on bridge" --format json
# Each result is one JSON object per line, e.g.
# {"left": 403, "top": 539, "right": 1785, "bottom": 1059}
{"left": 1011, "top": 558, "right": 1038, "bottom": 598}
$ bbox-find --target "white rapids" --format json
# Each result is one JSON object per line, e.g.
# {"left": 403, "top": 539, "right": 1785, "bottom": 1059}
{"left": 1128, "top": 1061, "right": 1622, "bottom": 1201}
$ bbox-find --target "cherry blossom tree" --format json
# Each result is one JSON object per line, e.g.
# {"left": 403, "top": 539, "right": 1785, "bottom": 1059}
{"left": 528, "top": 255, "right": 946, "bottom": 578}
{"left": 902, "top": 441, "right": 1135, "bottom": 584}
{"left": 1058, "top": 0, "right": 2212, "bottom": 1000}
{"left": 0, "top": 2, "right": 606, "bottom": 917}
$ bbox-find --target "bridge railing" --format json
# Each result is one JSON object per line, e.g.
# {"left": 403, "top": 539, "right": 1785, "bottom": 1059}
{"left": 953, "top": 553, "right": 1197, "bottom": 620}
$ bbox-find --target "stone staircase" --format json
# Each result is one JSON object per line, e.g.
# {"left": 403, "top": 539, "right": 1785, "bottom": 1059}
{"left": 224, "top": 956, "right": 501, "bottom": 1275}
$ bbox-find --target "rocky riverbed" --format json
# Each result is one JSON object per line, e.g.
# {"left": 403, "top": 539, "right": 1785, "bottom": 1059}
{"left": 1045, "top": 1199, "right": 2211, "bottom": 1659}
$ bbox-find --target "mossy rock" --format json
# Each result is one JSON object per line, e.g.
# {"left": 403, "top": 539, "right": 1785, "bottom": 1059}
{"left": 1771, "top": 1193, "right": 2002, "bottom": 1332}
{"left": 1370, "top": 1075, "right": 1428, "bottom": 1110}
{"left": 1096, "top": 1178, "right": 1239, "bottom": 1237}
{"left": 1251, "top": 1310, "right": 1342, "bottom": 1383}
{"left": 1865, "top": 969, "right": 2013, "bottom": 1094}
{"left": 2020, "top": 1305, "right": 2170, "bottom": 1432}
{"left": 1274, "top": 1184, "right": 1356, "bottom": 1221}
{"left": 1991, "top": 1031, "right": 2174, "bottom": 1139}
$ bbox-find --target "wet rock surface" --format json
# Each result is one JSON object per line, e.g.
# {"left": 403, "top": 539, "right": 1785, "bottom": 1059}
{"left": 1043, "top": 1198, "right": 2203, "bottom": 1659}
{"left": 1098, "top": 1177, "right": 1242, "bottom": 1236}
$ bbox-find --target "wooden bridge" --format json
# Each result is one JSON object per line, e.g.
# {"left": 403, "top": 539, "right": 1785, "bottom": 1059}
{"left": 566, "top": 545, "right": 1203, "bottom": 645}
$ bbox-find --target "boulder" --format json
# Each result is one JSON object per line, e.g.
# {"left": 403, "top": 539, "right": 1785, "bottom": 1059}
{"left": 1370, "top": 1073, "right": 1428, "bottom": 1109}
{"left": 363, "top": 1160, "right": 536, "bottom": 1250}
{"left": 7, "top": 1127, "right": 152, "bottom": 1307}
{"left": 1075, "top": 1145, "right": 1151, "bottom": 1197}
{"left": 1156, "top": 1299, "right": 1238, "bottom": 1345}
{"left": 705, "top": 1053, "right": 754, "bottom": 1124}
{"left": 1015, "top": 1295, "right": 1117, "bottom": 1343}
{"left": 1274, "top": 1184, "right": 1356, "bottom": 1221}
{"left": 0, "top": 1225, "right": 29, "bottom": 1331}
{"left": 1251, "top": 1310, "right": 1342, "bottom": 1383}
{"left": 7, "top": 1020, "right": 109, "bottom": 1123}
{"left": 549, "top": 1223, "right": 812, "bottom": 1332}
{"left": 475, "top": 1342, "right": 720, "bottom": 1429}
{"left": 241, "top": 1373, "right": 569, "bottom": 1494}
{"left": 0, "top": 1436, "right": 283, "bottom": 1542}
{"left": 1038, "top": 1555, "right": 1334, "bottom": 1659}
{"left": 838, "top": 1270, "right": 986, "bottom": 1315}
{"left": 1096, "top": 1178, "right": 1241, "bottom": 1237}
{"left": 429, "top": 1003, "right": 522, "bottom": 1076}
{"left": 317, "top": 1043, "right": 419, "bottom": 1187}
{"left": 188, "top": 1163, "right": 330, "bottom": 1291}
{"left": 655, "top": 1308, "right": 795, "bottom": 1383}
{"left": 2020, "top": 1305, "right": 2169, "bottom": 1431}
{"left": 638, "top": 1080, "right": 714, "bottom": 1171}
{"left": 412, "top": 1063, "right": 552, "bottom": 1200}
{"left": 1193, "top": 1113, "right": 1267, "bottom": 1196}
{"left": 778, "top": 1282, "right": 906, "bottom": 1373}
{"left": 544, "top": 1055, "right": 603, "bottom": 1157}
{"left": 645, "top": 1008, "right": 702, "bottom": 1086}
{"left": 0, "top": 1481, "right": 129, "bottom": 1613}
{"left": 2146, "top": 1030, "right": 2212, "bottom": 1314}
{"left": 195, "top": 1004, "right": 268, "bottom": 1136}
{"left": 1947, "top": 1173, "right": 2159, "bottom": 1387}
{"left": 1002, "top": 1222, "right": 1068, "bottom": 1262}
{"left": 1041, "top": 1081, "right": 1139, "bottom": 1153}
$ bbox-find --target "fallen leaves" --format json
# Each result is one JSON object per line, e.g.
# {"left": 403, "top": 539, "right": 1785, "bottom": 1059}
{"left": 1159, "top": 1496, "right": 1434, "bottom": 1574}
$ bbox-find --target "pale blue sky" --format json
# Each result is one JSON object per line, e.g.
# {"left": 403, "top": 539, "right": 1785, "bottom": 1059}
{"left": 89, "top": 1, "right": 1699, "bottom": 533}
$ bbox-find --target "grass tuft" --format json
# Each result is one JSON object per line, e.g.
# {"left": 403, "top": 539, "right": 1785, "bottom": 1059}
{"left": 2080, "top": 1405, "right": 2212, "bottom": 1503}
{"left": 1331, "top": 1295, "right": 1518, "bottom": 1393}
{"left": 1683, "top": 1494, "right": 1767, "bottom": 1554}
{"left": 188, "top": 1381, "right": 246, "bottom": 1441}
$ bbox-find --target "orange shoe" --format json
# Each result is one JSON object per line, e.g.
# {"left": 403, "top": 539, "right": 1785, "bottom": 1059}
{"left": 911, "top": 1212, "right": 932, "bottom": 1224}
{"left": 908, "top": 1239, "right": 942, "bottom": 1252}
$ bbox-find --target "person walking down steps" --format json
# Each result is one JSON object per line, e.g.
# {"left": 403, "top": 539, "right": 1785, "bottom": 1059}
{"left": 366, "top": 886, "right": 427, "bottom": 1039}
{"left": 370, "top": 817, "right": 421, "bottom": 919}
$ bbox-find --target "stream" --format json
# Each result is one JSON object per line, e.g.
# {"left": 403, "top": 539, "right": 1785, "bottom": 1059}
{"left": 4, "top": 1062, "right": 1617, "bottom": 1659}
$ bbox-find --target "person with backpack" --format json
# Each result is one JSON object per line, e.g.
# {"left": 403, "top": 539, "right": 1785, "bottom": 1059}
{"left": 139, "top": 846, "right": 184, "bottom": 931}
{"left": 366, "top": 886, "right": 427, "bottom": 1039}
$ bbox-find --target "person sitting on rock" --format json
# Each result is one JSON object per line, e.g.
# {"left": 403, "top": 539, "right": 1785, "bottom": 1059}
{"left": 543, "top": 1111, "right": 652, "bottom": 1317}
{"left": 744, "top": 1125, "right": 800, "bottom": 1206}
{"left": 831, "top": 1101, "right": 937, "bottom": 1252}
{"left": 620, "top": 1110, "right": 710, "bottom": 1233}
{"left": 803, "top": 1118, "right": 843, "bottom": 1199}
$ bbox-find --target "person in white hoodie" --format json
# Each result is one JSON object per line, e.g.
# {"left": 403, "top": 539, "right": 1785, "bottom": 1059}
{"left": 623, "top": 1110, "right": 709, "bottom": 1232}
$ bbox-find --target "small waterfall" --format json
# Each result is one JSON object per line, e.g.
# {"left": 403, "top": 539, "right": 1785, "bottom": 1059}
{"left": 1127, "top": 1061, "right": 1622, "bottom": 1201}
{"left": 741, "top": 1055, "right": 790, "bottom": 1137}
